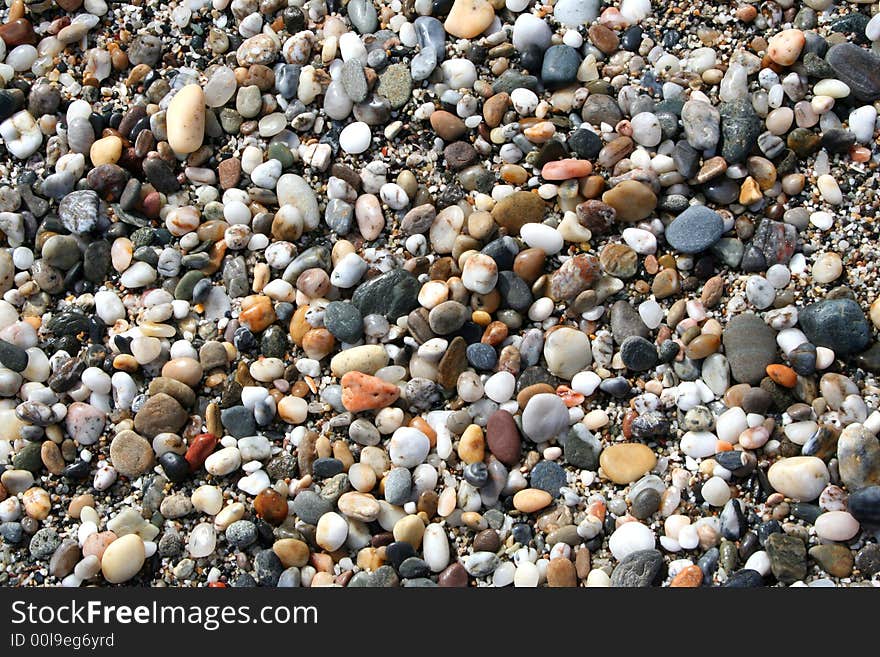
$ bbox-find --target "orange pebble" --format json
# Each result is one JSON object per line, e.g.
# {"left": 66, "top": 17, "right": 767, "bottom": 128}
{"left": 541, "top": 159, "right": 593, "bottom": 181}
{"left": 409, "top": 416, "right": 437, "bottom": 447}
{"left": 766, "top": 364, "right": 797, "bottom": 388}
{"left": 670, "top": 564, "right": 704, "bottom": 587}
{"left": 239, "top": 295, "right": 276, "bottom": 333}
{"left": 716, "top": 440, "right": 734, "bottom": 452}
{"left": 289, "top": 305, "right": 310, "bottom": 346}
{"left": 556, "top": 385, "right": 585, "bottom": 408}
{"left": 340, "top": 371, "right": 400, "bottom": 413}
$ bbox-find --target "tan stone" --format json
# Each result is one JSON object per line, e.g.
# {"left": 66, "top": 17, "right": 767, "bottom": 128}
{"left": 599, "top": 443, "right": 657, "bottom": 484}
{"left": 513, "top": 488, "right": 553, "bottom": 513}
{"left": 444, "top": 0, "right": 495, "bottom": 39}
{"left": 89, "top": 136, "right": 122, "bottom": 166}
{"left": 166, "top": 84, "right": 205, "bottom": 154}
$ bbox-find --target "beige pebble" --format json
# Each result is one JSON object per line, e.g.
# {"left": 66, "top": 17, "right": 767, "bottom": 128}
{"left": 392, "top": 514, "right": 426, "bottom": 547}
{"left": 444, "top": 0, "right": 495, "bottom": 39}
{"left": 161, "top": 357, "right": 203, "bottom": 387}
{"left": 337, "top": 492, "right": 381, "bottom": 522}
{"left": 101, "top": 534, "right": 146, "bottom": 584}
{"left": 89, "top": 135, "right": 123, "bottom": 166}
{"left": 166, "top": 84, "right": 206, "bottom": 154}
{"left": 330, "top": 345, "right": 389, "bottom": 376}
{"left": 767, "top": 29, "right": 805, "bottom": 66}
{"left": 513, "top": 488, "right": 553, "bottom": 513}
{"left": 811, "top": 252, "right": 842, "bottom": 284}
{"left": 599, "top": 444, "right": 657, "bottom": 484}
{"left": 22, "top": 487, "right": 51, "bottom": 520}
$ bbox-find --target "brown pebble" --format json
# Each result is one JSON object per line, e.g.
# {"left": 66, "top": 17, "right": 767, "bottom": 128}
{"left": 602, "top": 180, "right": 656, "bottom": 223}
{"left": 485, "top": 409, "right": 522, "bottom": 466}
{"left": 575, "top": 548, "right": 591, "bottom": 579}
{"left": 438, "top": 562, "right": 469, "bottom": 587}
{"left": 41, "top": 441, "right": 66, "bottom": 475}
{"left": 513, "top": 248, "right": 546, "bottom": 284}
{"left": 68, "top": 494, "right": 95, "bottom": 519}
{"left": 670, "top": 564, "right": 704, "bottom": 587}
{"left": 516, "top": 382, "right": 555, "bottom": 409}
{"left": 588, "top": 24, "right": 619, "bottom": 54}
{"left": 473, "top": 528, "right": 501, "bottom": 552}
{"left": 0, "top": 18, "right": 37, "bottom": 47}
{"left": 254, "top": 488, "right": 288, "bottom": 525}
{"left": 546, "top": 558, "right": 578, "bottom": 587}
{"left": 685, "top": 334, "right": 721, "bottom": 359}
{"left": 483, "top": 92, "right": 509, "bottom": 127}
{"left": 430, "top": 110, "right": 467, "bottom": 141}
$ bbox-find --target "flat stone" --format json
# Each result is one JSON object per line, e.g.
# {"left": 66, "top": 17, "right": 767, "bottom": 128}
{"left": 529, "top": 461, "right": 567, "bottom": 497}
{"left": 521, "top": 393, "right": 569, "bottom": 442}
{"left": 665, "top": 205, "right": 724, "bottom": 253}
{"left": 563, "top": 426, "right": 601, "bottom": 469}
{"left": 491, "top": 191, "right": 544, "bottom": 234}
{"left": 837, "top": 424, "right": 880, "bottom": 491}
{"left": 109, "top": 430, "right": 155, "bottom": 478}
{"left": 809, "top": 544, "right": 853, "bottom": 578}
{"left": 723, "top": 313, "right": 778, "bottom": 385}
{"left": 486, "top": 409, "right": 522, "bottom": 465}
{"left": 600, "top": 444, "right": 657, "bottom": 484}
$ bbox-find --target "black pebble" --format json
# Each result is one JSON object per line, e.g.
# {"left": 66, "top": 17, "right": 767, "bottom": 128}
{"left": 158, "top": 452, "right": 189, "bottom": 483}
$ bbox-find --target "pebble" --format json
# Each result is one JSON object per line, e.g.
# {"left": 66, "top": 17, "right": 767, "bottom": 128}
{"left": 340, "top": 122, "right": 372, "bottom": 154}
{"left": 521, "top": 394, "right": 569, "bottom": 442}
{"left": 837, "top": 424, "right": 880, "bottom": 491}
{"left": 798, "top": 299, "right": 871, "bottom": 357}
{"left": 166, "top": 85, "right": 205, "bottom": 154}
{"left": 723, "top": 313, "right": 778, "bottom": 385}
{"left": 544, "top": 327, "right": 591, "bottom": 379}
{"left": 0, "top": 0, "right": 875, "bottom": 593}
{"left": 600, "top": 444, "right": 657, "bottom": 484}
{"left": 609, "top": 523, "right": 656, "bottom": 561}
{"left": 767, "top": 457, "right": 830, "bottom": 501}
{"left": 101, "top": 534, "right": 145, "bottom": 584}
{"left": 444, "top": 0, "right": 494, "bottom": 39}
{"left": 665, "top": 206, "right": 724, "bottom": 253}
{"left": 109, "top": 431, "right": 154, "bottom": 478}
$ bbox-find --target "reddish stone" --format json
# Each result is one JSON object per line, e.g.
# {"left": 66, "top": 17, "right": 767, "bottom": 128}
{"left": 548, "top": 253, "right": 601, "bottom": 301}
{"left": 254, "top": 488, "right": 288, "bottom": 525}
{"left": 56, "top": 0, "right": 84, "bottom": 10}
{"left": 140, "top": 191, "right": 162, "bottom": 219}
{"left": 185, "top": 432, "right": 218, "bottom": 471}
{"left": 485, "top": 409, "right": 521, "bottom": 466}
{"left": 541, "top": 159, "right": 593, "bottom": 180}
{"left": 438, "top": 562, "right": 469, "bottom": 587}
{"left": 340, "top": 371, "right": 400, "bottom": 413}
{"left": 0, "top": 19, "right": 37, "bottom": 47}
{"left": 670, "top": 564, "right": 704, "bottom": 587}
